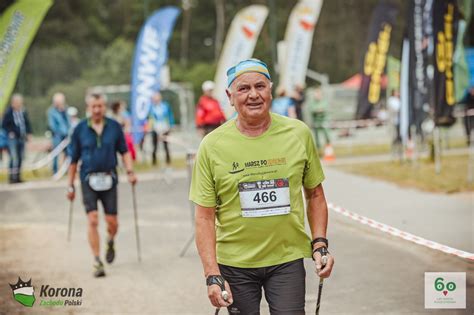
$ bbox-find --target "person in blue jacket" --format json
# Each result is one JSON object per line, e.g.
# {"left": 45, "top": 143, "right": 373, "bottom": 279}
{"left": 271, "top": 87, "right": 297, "bottom": 118}
{"left": 2, "top": 94, "right": 32, "bottom": 183}
{"left": 148, "top": 91, "right": 175, "bottom": 166}
{"left": 48, "top": 92, "right": 71, "bottom": 174}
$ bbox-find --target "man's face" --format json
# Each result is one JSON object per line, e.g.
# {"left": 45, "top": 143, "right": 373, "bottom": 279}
{"left": 226, "top": 73, "right": 272, "bottom": 121}
{"left": 11, "top": 96, "right": 23, "bottom": 111}
{"left": 53, "top": 95, "right": 66, "bottom": 110}
{"left": 88, "top": 98, "right": 106, "bottom": 121}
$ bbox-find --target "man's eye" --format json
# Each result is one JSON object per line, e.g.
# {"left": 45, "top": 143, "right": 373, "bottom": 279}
{"left": 239, "top": 87, "right": 249, "bottom": 92}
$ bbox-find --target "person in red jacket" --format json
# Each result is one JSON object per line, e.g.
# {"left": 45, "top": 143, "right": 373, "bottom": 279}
{"left": 195, "top": 81, "right": 226, "bottom": 136}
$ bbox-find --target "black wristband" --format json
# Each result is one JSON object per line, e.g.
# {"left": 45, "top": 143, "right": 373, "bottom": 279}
{"left": 311, "top": 237, "right": 328, "bottom": 248}
{"left": 206, "top": 275, "right": 226, "bottom": 291}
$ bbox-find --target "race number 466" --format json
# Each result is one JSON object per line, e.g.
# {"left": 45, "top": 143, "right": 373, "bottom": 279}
{"left": 239, "top": 178, "right": 291, "bottom": 218}
{"left": 252, "top": 191, "right": 277, "bottom": 203}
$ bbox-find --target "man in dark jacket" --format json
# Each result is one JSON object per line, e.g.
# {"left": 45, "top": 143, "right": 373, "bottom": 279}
{"left": 1, "top": 94, "right": 32, "bottom": 183}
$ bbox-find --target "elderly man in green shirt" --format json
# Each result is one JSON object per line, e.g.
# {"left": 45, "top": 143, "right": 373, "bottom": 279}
{"left": 190, "top": 59, "right": 334, "bottom": 314}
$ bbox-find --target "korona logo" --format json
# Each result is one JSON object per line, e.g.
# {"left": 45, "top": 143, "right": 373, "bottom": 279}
{"left": 9, "top": 277, "right": 83, "bottom": 308}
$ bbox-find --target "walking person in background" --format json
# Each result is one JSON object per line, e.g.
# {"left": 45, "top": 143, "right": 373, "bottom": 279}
{"left": 110, "top": 100, "right": 136, "bottom": 161}
{"left": 271, "top": 87, "right": 297, "bottom": 118}
{"left": 460, "top": 87, "right": 474, "bottom": 146}
{"left": 291, "top": 84, "right": 306, "bottom": 121}
{"left": 66, "top": 93, "right": 137, "bottom": 277}
{"left": 195, "top": 80, "right": 226, "bottom": 136}
{"left": 67, "top": 106, "right": 80, "bottom": 130}
{"left": 2, "top": 94, "right": 32, "bottom": 184}
{"left": 149, "top": 92, "right": 174, "bottom": 166}
{"left": 387, "top": 90, "right": 401, "bottom": 145}
{"left": 48, "top": 92, "right": 71, "bottom": 174}
{"left": 308, "top": 87, "right": 331, "bottom": 151}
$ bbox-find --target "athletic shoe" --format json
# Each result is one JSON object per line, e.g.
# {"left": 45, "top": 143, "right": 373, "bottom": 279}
{"left": 94, "top": 261, "right": 106, "bottom": 278}
{"left": 105, "top": 240, "right": 115, "bottom": 264}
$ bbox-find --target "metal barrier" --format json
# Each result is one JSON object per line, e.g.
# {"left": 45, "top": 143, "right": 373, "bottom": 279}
{"left": 179, "top": 150, "right": 196, "bottom": 257}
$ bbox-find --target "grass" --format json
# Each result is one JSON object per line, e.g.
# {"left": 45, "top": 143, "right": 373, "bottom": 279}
{"left": 331, "top": 143, "right": 391, "bottom": 157}
{"left": 334, "top": 154, "right": 474, "bottom": 193}
{"left": 0, "top": 157, "right": 187, "bottom": 183}
{"left": 329, "top": 137, "right": 468, "bottom": 158}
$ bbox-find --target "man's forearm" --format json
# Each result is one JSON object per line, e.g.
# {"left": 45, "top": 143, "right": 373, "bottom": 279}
{"left": 122, "top": 152, "right": 134, "bottom": 172}
{"left": 306, "top": 184, "right": 328, "bottom": 242}
{"left": 195, "top": 206, "right": 220, "bottom": 277}
{"left": 68, "top": 163, "right": 77, "bottom": 186}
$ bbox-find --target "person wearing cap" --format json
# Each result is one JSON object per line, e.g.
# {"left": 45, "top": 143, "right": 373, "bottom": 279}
{"left": 67, "top": 106, "right": 80, "bottom": 130}
{"left": 195, "top": 80, "right": 226, "bottom": 136}
{"left": 190, "top": 59, "right": 334, "bottom": 314}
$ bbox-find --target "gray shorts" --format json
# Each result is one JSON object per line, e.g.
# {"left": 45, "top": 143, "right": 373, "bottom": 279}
{"left": 219, "top": 258, "right": 306, "bottom": 315}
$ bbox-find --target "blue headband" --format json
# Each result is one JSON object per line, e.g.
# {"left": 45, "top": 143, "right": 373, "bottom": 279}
{"left": 227, "top": 59, "right": 271, "bottom": 88}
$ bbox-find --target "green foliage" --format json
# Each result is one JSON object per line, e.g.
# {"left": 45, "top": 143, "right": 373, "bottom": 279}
{"left": 169, "top": 60, "right": 216, "bottom": 96}
{"left": 82, "top": 37, "right": 135, "bottom": 85}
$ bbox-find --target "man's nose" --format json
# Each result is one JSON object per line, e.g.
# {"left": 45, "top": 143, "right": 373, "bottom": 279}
{"left": 249, "top": 87, "right": 259, "bottom": 99}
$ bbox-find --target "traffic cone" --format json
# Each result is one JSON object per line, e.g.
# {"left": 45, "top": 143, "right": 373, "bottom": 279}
{"left": 323, "top": 144, "right": 335, "bottom": 162}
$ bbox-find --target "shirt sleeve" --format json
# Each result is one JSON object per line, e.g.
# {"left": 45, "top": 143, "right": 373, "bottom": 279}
{"left": 189, "top": 140, "right": 217, "bottom": 207}
{"left": 47, "top": 108, "right": 55, "bottom": 132}
{"left": 116, "top": 124, "right": 128, "bottom": 154}
{"left": 302, "top": 126, "right": 325, "bottom": 189}
{"left": 69, "top": 125, "right": 81, "bottom": 163}
{"left": 24, "top": 111, "right": 32, "bottom": 134}
{"left": 167, "top": 103, "right": 175, "bottom": 126}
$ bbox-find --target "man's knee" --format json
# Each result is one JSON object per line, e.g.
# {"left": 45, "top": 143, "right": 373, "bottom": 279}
{"left": 88, "top": 212, "right": 99, "bottom": 228}
{"left": 105, "top": 215, "right": 118, "bottom": 230}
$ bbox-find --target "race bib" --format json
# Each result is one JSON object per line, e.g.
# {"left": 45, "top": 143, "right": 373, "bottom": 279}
{"left": 238, "top": 178, "right": 291, "bottom": 218}
{"left": 87, "top": 173, "right": 113, "bottom": 191}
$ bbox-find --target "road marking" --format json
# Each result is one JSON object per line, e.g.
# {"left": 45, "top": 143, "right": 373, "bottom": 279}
{"left": 328, "top": 203, "right": 474, "bottom": 261}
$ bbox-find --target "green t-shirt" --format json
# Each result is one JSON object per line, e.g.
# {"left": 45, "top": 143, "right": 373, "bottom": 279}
{"left": 189, "top": 113, "right": 325, "bottom": 268}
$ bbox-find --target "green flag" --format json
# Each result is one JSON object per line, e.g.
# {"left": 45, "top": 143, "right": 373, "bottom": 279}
{"left": 0, "top": 0, "right": 53, "bottom": 111}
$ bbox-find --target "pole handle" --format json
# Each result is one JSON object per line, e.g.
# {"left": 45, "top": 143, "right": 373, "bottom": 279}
{"left": 321, "top": 255, "right": 328, "bottom": 267}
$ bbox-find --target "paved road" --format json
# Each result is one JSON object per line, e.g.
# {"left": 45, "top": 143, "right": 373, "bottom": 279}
{"left": 0, "top": 170, "right": 472, "bottom": 314}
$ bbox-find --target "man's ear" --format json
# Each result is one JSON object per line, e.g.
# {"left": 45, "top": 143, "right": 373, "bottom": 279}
{"left": 225, "top": 89, "right": 233, "bottom": 106}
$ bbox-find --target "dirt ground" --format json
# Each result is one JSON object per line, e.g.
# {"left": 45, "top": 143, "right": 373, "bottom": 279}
{"left": 0, "top": 172, "right": 473, "bottom": 314}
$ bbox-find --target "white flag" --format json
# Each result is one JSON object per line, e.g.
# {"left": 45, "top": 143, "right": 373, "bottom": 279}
{"left": 279, "top": 0, "right": 323, "bottom": 95}
{"left": 213, "top": 5, "right": 268, "bottom": 115}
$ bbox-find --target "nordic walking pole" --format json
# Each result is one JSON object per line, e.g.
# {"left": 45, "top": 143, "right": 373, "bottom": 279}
{"left": 214, "top": 290, "right": 229, "bottom": 315}
{"left": 67, "top": 199, "right": 74, "bottom": 242}
{"left": 131, "top": 184, "right": 142, "bottom": 262}
{"left": 315, "top": 255, "right": 328, "bottom": 315}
